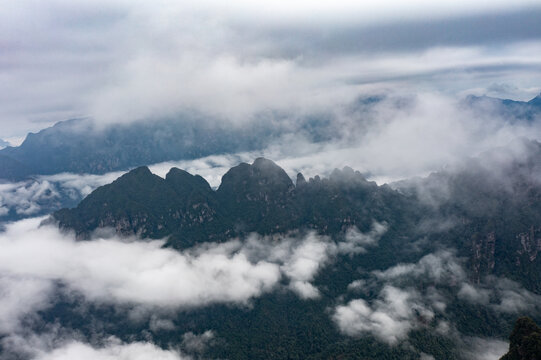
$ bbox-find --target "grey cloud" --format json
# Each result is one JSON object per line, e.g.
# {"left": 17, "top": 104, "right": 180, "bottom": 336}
{"left": 338, "top": 222, "right": 387, "bottom": 255}
{"left": 238, "top": 7, "right": 541, "bottom": 59}
{"left": 372, "top": 250, "right": 466, "bottom": 284}
{"left": 459, "top": 277, "right": 541, "bottom": 314}
{"left": 1, "top": 1, "right": 541, "bottom": 139}
{"left": 181, "top": 330, "right": 215, "bottom": 354}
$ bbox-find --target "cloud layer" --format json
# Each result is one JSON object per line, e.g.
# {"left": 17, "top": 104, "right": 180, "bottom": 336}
{"left": 333, "top": 249, "right": 540, "bottom": 352}
{"left": 1, "top": 1, "right": 541, "bottom": 138}
{"left": 0, "top": 217, "right": 388, "bottom": 339}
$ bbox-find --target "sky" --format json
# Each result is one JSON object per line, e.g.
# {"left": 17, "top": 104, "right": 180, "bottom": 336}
{"left": 1, "top": 0, "right": 541, "bottom": 140}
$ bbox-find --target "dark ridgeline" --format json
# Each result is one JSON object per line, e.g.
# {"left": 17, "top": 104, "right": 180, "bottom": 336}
{"left": 54, "top": 157, "right": 412, "bottom": 249}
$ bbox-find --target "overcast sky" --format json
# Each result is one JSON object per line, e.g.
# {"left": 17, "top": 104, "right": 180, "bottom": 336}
{"left": 1, "top": 0, "right": 541, "bottom": 139}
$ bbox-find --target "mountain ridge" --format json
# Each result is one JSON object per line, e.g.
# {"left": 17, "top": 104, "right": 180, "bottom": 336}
{"left": 53, "top": 158, "right": 409, "bottom": 248}
{"left": 53, "top": 144, "right": 541, "bottom": 296}
{"left": 3, "top": 93, "right": 541, "bottom": 181}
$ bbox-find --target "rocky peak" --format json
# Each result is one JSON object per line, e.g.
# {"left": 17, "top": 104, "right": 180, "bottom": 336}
{"left": 114, "top": 166, "right": 163, "bottom": 189}
{"left": 296, "top": 172, "right": 307, "bottom": 187}
{"left": 165, "top": 167, "right": 212, "bottom": 194}
{"left": 217, "top": 158, "right": 294, "bottom": 197}
{"left": 328, "top": 167, "right": 376, "bottom": 189}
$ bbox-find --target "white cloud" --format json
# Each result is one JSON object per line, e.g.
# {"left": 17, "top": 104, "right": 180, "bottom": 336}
{"left": 13, "top": 335, "right": 188, "bottom": 360}
{"left": 0, "top": 275, "right": 53, "bottom": 334}
{"left": 41, "top": 171, "right": 125, "bottom": 198}
{"left": 337, "top": 249, "right": 541, "bottom": 346}
{"left": 338, "top": 222, "right": 387, "bottom": 255}
{"left": 0, "top": 217, "right": 367, "bottom": 336}
{"left": 457, "top": 283, "right": 492, "bottom": 304}
{"left": 461, "top": 337, "right": 509, "bottom": 360}
{"left": 36, "top": 340, "right": 184, "bottom": 360}
{"left": 0, "top": 180, "right": 59, "bottom": 216}
{"left": 457, "top": 277, "right": 541, "bottom": 314}
{"left": 372, "top": 250, "right": 466, "bottom": 283}
{"left": 333, "top": 286, "right": 434, "bottom": 344}
{"left": 0, "top": 214, "right": 390, "bottom": 339}
{"left": 0, "top": 218, "right": 281, "bottom": 335}
{"left": 280, "top": 234, "right": 332, "bottom": 299}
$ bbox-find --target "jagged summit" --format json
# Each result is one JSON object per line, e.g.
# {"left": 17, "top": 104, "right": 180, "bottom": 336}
{"left": 53, "top": 158, "right": 404, "bottom": 247}
{"left": 296, "top": 172, "right": 307, "bottom": 186}
{"left": 217, "top": 157, "right": 294, "bottom": 194}
{"left": 125, "top": 165, "right": 153, "bottom": 177}
{"left": 166, "top": 167, "right": 212, "bottom": 191}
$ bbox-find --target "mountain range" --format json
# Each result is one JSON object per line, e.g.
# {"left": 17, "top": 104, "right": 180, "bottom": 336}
{"left": 44, "top": 143, "right": 541, "bottom": 359}
{"left": 2, "top": 93, "right": 540, "bottom": 182}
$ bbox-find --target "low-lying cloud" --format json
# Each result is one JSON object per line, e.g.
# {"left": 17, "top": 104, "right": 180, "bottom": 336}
{"left": 334, "top": 285, "right": 434, "bottom": 344}
{"left": 0, "top": 217, "right": 387, "bottom": 340}
{"left": 4, "top": 334, "right": 188, "bottom": 360}
{"left": 334, "top": 249, "right": 540, "bottom": 350}
{"left": 0, "top": 218, "right": 280, "bottom": 324}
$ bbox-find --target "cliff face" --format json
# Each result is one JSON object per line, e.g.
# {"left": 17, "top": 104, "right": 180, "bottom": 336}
{"left": 471, "top": 232, "right": 496, "bottom": 284}
{"left": 517, "top": 227, "right": 541, "bottom": 263}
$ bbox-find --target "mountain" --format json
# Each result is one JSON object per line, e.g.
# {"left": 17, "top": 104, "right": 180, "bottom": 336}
{"left": 0, "top": 107, "right": 348, "bottom": 181}
{"left": 500, "top": 317, "right": 541, "bottom": 360}
{"left": 0, "top": 116, "right": 276, "bottom": 180}
{"left": 4, "top": 93, "right": 537, "bottom": 182}
{"left": 0, "top": 138, "right": 9, "bottom": 149}
{"left": 54, "top": 158, "right": 416, "bottom": 250}
{"left": 46, "top": 150, "right": 541, "bottom": 359}
{"left": 55, "top": 145, "right": 541, "bottom": 293}
{"left": 464, "top": 93, "right": 541, "bottom": 122}
{"left": 528, "top": 93, "right": 541, "bottom": 108}
{"left": 12, "top": 145, "right": 539, "bottom": 359}
{"left": 0, "top": 154, "right": 32, "bottom": 181}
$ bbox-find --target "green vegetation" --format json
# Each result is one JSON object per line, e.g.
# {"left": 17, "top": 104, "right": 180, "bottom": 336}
{"left": 500, "top": 317, "right": 541, "bottom": 360}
